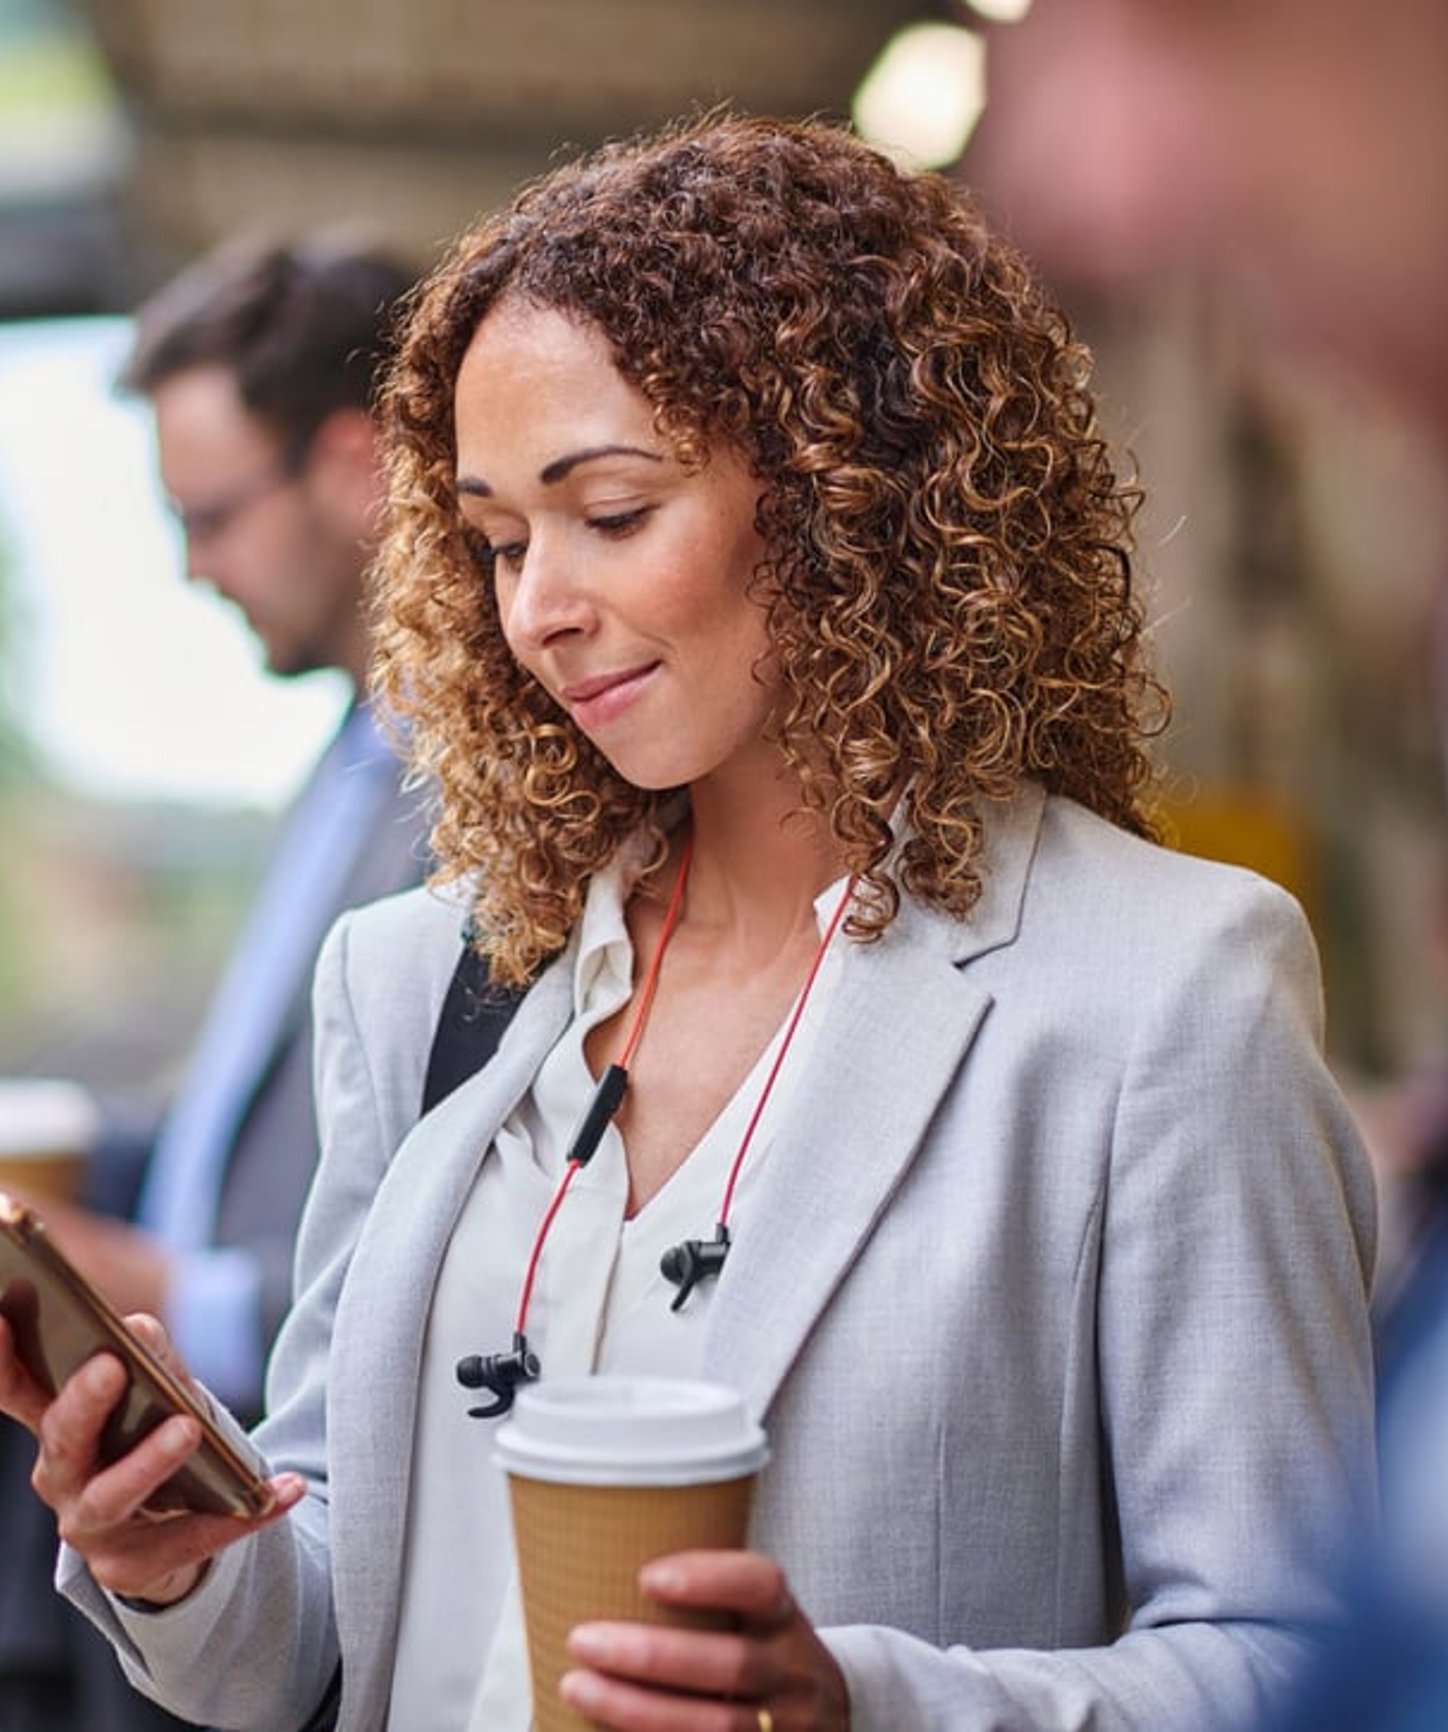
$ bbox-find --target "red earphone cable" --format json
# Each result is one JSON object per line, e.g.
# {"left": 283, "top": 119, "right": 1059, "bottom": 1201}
{"left": 512, "top": 829, "right": 695, "bottom": 1334}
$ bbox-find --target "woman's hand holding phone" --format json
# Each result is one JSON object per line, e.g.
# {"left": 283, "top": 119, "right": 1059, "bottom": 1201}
{"left": 0, "top": 1204, "right": 307, "bottom": 1608}
{"left": 0, "top": 1310, "right": 305, "bottom": 1606}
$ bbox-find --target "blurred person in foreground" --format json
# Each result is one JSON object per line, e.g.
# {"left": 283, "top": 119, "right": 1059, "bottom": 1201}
{"left": 0, "top": 234, "right": 428, "bottom": 1732}
{"left": 975, "top": 0, "right": 1448, "bottom": 450}
{"left": 978, "top": 2, "right": 1448, "bottom": 1725}
{"left": 1, "top": 113, "right": 1375, "bottom": 1732}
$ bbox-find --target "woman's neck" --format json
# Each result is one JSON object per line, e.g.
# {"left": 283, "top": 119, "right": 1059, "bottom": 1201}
{"left": 674, "top": 772, "right": 847, "bottom": 956}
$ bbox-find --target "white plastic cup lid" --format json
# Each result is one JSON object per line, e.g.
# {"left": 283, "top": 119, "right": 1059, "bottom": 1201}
{"left": 494, "top": 1375, "right": 769, "bottom": 1487}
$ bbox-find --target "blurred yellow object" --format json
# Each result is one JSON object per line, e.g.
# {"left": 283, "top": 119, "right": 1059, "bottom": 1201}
{"left": 1159, "top": 785, "right": 1315, "bottom": 919}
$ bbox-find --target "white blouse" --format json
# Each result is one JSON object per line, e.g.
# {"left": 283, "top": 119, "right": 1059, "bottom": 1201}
{"left": 385, "top": 836, "right": 847, "bottom": 1731}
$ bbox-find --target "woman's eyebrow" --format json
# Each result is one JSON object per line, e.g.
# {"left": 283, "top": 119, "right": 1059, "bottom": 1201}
{"left": 539, "top": 444, "right": 663, "bottom": 485}
{"left": 456, "top": 443, "right": 663, "bottom": 497}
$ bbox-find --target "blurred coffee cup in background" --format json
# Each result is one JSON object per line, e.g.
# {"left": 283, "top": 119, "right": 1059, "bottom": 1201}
{"left": 0, "top": 1078, "right": 100, "bottom": 1206}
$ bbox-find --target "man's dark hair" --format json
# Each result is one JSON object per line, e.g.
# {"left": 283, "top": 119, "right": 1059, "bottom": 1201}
{"left": 121, "top": 231, "right": 417, "bottom": 445}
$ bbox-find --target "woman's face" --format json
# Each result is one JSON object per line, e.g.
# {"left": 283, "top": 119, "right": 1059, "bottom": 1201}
{"left": 453, "top": 300, "right": 776, "bottom": 792}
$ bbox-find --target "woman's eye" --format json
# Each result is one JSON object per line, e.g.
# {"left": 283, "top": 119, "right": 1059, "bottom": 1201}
{"left": 464, "top": 527, "right": 526, "bottom": 576}
{"left": 587, "top": 507, "right": 651, "bottom": 538}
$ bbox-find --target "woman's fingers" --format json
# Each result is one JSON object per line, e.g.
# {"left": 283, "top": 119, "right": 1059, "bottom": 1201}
{"left": 66, "top": 1473, "right": 304, "bottom": 1604}
{"left": 0, "top": 1313, "right": 53, "bottom": 1430}
{"left": 122, "top": 1312, "right": 198, "bottom": 1394}
{"left": 559, "top": 1664, "right": 759, "bottom": 1732}
{"left": 32, "top": 1351, "right": 130, "bottom": 1498}
{"left": 563, "top": 1551, "right": 849, "bottom": 1731}
{"left": 25, "top": 1340, "right": 306, "bottom": 1605}
{"left": 568, "top": 1617, "right": 766, "bottom": 1701}
{"left": 639, "top": 1550, "right": 796, "bottom": 1627}
{"left": 44, "top": 1407, "right": 201, "bottom": 1531}
{"left": 0, "top": 1308, "right": 186, "bottom": 1439}
{"left": 123, "top": 1311, "right": 174, "bottom": 1362}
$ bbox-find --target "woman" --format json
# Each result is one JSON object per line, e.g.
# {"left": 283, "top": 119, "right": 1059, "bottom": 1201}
{"left": 2, "top": 114, "right": 1375, "bottom": 1731}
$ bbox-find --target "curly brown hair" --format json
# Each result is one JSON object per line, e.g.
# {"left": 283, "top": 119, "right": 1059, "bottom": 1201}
{"left": 374, "top": 112, "right": 1165, "bottom": 986}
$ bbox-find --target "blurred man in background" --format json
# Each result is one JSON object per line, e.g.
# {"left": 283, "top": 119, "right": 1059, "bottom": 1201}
{"left": 0, "top": 233, "right": 428, "bottom": 1732}
{"left": 977, "top": 1, "right": 1448, "bottom": 1724}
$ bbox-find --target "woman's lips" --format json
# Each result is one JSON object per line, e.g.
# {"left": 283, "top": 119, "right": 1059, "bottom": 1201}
{"left": 562, "top": 663, "right": 660, "bottom": 731}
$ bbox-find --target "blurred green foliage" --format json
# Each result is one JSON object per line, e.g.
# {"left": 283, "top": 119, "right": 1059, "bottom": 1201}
{"left": 0, "top": 0, "right": 112, "bottom": 111}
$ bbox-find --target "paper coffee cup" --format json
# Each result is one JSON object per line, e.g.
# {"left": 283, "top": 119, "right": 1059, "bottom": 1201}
{"left": 495, "top": 1375, "right": 769, "bottom": 1732}
{"left": 0, "top": 1079, "right": 99, "bottom": 1205}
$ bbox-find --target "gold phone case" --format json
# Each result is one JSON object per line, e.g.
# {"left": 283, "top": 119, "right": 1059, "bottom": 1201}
{"left": 0, "top": 1192, "right": 274, "bottom": 1518}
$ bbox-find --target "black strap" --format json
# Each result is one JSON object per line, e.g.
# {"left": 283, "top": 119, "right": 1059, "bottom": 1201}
{"left": 420, "top": 940, "right": 525, "bottom": 1116}
{"left": 274, "top": 956, "right": 521, "bottom": 1732}
{"left": 297, "top": 1661, "right": 343, "bottom": 1732}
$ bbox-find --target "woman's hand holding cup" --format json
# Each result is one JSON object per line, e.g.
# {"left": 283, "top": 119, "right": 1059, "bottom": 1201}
{"left": 563, "top": 1547, "right": 851, "bottom": 1731}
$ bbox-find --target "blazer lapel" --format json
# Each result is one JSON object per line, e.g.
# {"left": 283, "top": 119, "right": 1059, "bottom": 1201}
{"left": 703, "top": 784, "right": 1045, "bottom": 1420}
{"left": 329, "top": 956, "right": 574, "bottom": 1719}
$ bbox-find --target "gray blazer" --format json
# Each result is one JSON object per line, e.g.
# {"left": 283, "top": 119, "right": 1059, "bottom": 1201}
{"left": 2, "top": 732, "right": 429, "bottom": 1732}
{"left": 66, "top": 786, "right": 1378, "bottom": 1732}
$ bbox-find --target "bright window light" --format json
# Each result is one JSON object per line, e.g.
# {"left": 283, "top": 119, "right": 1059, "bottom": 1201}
{"left": 852, "top": 23, "right": 987, "bottom": 170}
{"left": 967, "top": 0, "right": 1033, "bottom": 22}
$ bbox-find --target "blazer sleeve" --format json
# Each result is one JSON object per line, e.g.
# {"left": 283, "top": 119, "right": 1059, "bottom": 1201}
{"left": 56, "top": 904, "right": 424, "bottom": 1732}
{"left": 823, "top": 878, "right": 1378, "bottom": 1729}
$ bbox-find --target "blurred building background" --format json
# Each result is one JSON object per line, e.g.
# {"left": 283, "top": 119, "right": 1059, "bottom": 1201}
{"left": 1, "top": 0, "right": 1446, "bottom": 1146}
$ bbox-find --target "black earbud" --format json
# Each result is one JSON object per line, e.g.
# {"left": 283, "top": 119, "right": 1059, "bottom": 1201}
{"left": 660, "top": 1225, "right": 731, "bottom": 1312}
{"left": 456, "top": 1331, "right": 540, "bottom": 1418}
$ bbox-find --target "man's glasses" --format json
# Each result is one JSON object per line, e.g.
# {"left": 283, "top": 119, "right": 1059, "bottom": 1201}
{"left": 167, "top": 430, "right": 314, "bottom": 545}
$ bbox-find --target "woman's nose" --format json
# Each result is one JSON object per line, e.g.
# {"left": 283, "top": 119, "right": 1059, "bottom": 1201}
{"left": 502, "top": 536, "right": 592, "bottom": 654}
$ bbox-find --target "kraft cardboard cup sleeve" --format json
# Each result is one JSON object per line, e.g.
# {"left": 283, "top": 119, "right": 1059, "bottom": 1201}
{"left": 494, "top": 1375, "right": 769, "bottom": 1732}
{"left": 0, "top": 1080, "right": 99, "bottom": 1205}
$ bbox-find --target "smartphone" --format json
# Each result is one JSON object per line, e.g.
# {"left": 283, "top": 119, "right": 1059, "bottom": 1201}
{"left": 0, "top": 1192, "right": 275, "bottom": 1518}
